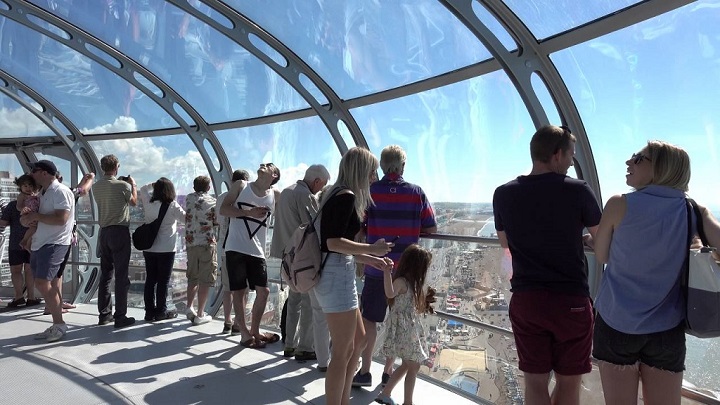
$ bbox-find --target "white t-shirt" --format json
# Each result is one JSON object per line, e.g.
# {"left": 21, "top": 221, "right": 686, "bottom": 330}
{"left": 225, "top": 183, "right": 275, "bottom": 258}
{"left": 32, "top": 179, "right": 75, "bottom": 250}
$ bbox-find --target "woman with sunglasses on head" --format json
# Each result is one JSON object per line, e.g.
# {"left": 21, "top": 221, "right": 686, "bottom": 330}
{"left": 592, "top": 141, "right": 720, "bottom": 405}
{"left": 313, "top": 147, "right": 394, "bottom": 405}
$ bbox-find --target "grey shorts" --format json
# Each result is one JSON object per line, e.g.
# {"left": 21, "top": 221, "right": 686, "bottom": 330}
{"left": 31, "top": 244, "right": 70, "bottom": 281}
{"left": 313, "top": 253, "right": 358, "bottom": 313}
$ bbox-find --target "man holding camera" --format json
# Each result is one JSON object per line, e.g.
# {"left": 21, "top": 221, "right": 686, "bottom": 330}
{"left": 92, "top": 154, "right": 138, "bottom": 328}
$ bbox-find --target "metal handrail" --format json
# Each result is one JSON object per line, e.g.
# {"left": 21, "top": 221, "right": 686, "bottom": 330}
{"left": 63, "top": 229, "right": 716, "bottom": 403}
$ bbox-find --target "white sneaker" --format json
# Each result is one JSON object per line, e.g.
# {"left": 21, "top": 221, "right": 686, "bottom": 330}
{"left": 46, "top": 324, "right": 68, "bottom": 343}
{"left": 192, "top": 313, "right": 211, "bottom": 325}
{"left": 186, "top": 307, "right": 197, "bottom": 321}
{"left": 34, "top": 326, "right": 54, "bottom": 340}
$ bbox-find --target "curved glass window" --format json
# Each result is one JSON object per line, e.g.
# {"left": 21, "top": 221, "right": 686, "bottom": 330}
{"left": 235, "top": 0, "right": 490, "bottom": 99}
{"left": 215, "top": 116, "right": 341, "bottom": 191}
{"left": 351, "top": 71, "right": 534, "bottom": 208}
{"left": 0, "top": 93, "right": 54, "bottom": 137}
{"left": 89, "top": 135, "right": 206, "bottom": 196}
{"left": 551, "top": 0, "right": 720, "bottom": 392}
{"left": 501, "top": 0, "right": 640, "bottom": 40}
{"left": 0, "top": 153, "right": 22, "bottom": 178}
{"left": 29, "top": 0, "right": 309, "bottom": 124}
{"left": 0, "top": 16, "right": 173, "bottom": 133}
{"left": 552, "top": 0, "right": 720, "bottom": 209}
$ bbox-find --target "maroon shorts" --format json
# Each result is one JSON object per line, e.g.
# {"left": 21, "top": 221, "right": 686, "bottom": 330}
{"left": 509, "top": 290, "right": 593, "bottom": 375}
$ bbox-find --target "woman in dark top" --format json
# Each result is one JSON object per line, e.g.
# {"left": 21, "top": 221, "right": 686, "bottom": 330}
{"left": 0, "top": 175, "right": 40, "bottom": 307}
{"left": 313, "top": 147, "right": 394, "bottom": 405}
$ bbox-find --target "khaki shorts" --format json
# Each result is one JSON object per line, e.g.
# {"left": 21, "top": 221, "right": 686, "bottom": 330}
{"left": 187, "top": 244, "right": 217, "bottom": 285}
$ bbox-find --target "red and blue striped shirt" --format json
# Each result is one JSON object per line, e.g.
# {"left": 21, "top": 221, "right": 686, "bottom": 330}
{"left": 363, "top": 173, "right": 436, "bottom": 278}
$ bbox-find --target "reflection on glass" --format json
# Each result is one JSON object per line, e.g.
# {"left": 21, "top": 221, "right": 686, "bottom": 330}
{"left": 351, "top": 71, "right": 534, "bottom": 205}
{"left": 27, "top": 0, "right": 309, "bottom": 124}
{"left": 470, "top": 1, "right": 518, "bottom": 51}
{"left": 215, "top": 116, "right": 341, "bottom": 192}
{"left": 0, "top": 14, "right": 172, "bottom": 132}
{"left": 501, "top": 0, "right": 639, "bottom": 40}
{"left": 235, "top": 0, "right": 489, "bottom": 99}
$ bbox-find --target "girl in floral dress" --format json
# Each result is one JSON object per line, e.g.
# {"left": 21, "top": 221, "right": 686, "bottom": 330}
{"left": 376, "top": 244, "right": 436, "bottom": 405}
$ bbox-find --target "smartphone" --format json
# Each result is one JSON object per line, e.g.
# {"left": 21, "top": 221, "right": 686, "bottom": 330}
{"left": 390, "top": 236, "right": 400, "bottom": 243}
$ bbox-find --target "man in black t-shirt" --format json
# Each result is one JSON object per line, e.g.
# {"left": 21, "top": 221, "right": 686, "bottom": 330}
{"left": 493, "top": 125, "right": 601, "bottom": 405}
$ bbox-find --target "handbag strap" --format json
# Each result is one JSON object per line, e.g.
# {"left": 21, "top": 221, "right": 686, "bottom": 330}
{"left": 157, "top": 202, "right": 170, "bottom": 223}
{"left": 687, "top": 198, "right": 708, "bottom": 246}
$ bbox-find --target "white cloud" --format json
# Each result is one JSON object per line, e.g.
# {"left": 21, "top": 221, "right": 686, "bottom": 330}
{"left": 90, "top": 137, "right": 210, "bottom": 195}
{"left": 81, "top": 116, "right": 138, "bottom": 134}
{"left": 0, "top": 104, "right": 54, "bottom": 136}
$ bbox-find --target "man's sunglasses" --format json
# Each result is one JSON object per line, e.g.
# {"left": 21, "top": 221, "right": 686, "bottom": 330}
{"left": 631, "top": 153, "right": 651, "bottom": 165}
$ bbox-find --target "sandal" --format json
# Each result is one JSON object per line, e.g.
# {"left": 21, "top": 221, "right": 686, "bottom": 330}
{"left": 7, "top": 298, "right": 26, "bottom": 307}
{"left": 240, "top": 337, "right": 267, "bottom": 349}
{"left": 25, "top": 298, "right": 42, "bottom": 307}
{"left": 62, "top": 302, "right": 76, "bottom": 309}
{"left": 257, "top": 332, "right": 280, "bottom": 344}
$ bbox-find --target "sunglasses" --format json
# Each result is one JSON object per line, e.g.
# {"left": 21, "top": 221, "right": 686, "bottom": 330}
{"left": 631, "top": 153, "right": 651, "bottom": 165}
{"left": 259, "top": 163, "right": 274, "bottom": 168}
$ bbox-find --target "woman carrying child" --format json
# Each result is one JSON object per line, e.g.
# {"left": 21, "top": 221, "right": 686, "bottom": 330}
{"left": 0, "top": 174, "right": 41, "bottom": 307}
{"left": 375, "top": 244, "right": 436, "bottom": 405}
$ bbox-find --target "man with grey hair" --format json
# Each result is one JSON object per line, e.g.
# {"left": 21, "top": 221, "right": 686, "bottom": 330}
{"left": 353, "top": 145, "right": 437, "bottom": 387}
{"left": 271, "top": 164, "right": 330, "bottom": 366}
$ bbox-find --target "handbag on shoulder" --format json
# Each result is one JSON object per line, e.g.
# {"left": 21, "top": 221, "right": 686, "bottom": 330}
{"left": 132, "top": 202, "right": 170, "bottom": 251}
{"left": 684, "top": 199, "right": 720, "bottom": 338}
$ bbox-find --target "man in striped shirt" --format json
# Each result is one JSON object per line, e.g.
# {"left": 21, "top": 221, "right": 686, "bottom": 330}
{"left": 352, "top": 145, "right": 437, "bottom": 387}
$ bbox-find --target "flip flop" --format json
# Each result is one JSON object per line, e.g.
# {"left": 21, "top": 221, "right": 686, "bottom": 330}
{"left": 62, "top": 302, "right": 76, "bottom": 309}
{"left": 258, "top": 332, "right": 280, "bottom": 344}
{"left": 240, "top": 337, "right": 266, "bottom": 349}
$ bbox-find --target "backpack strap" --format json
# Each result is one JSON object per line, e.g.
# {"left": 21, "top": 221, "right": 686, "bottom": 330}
{"left": 314, "top": 186, "right": 349, "bottom": 273}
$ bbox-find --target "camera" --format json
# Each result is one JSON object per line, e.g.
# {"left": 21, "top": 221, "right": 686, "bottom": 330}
{"left": 118, "top": 175, "right": 131, "bottom": 183}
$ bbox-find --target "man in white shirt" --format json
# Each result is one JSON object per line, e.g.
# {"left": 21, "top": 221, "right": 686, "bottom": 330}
{"left": 216, "top": 169, "right": 249, "bottom": 334}
{"left": 220, "top": 163, "right": 281, "bottom": 348}
{"left": 21, "top": 160, "right": 75, "bottom": 342}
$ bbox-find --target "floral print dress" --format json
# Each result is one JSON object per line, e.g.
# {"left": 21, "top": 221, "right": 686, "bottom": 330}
{"left": 379, "top": 278, "right": 428, "bottom": 363}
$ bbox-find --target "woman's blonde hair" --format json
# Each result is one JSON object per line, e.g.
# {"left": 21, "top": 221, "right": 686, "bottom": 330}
{"left": 645, "top": 140, "right": 691, "bottom": 192}
{"left": 321, "top": 147, "right": 378, "bottom": 218}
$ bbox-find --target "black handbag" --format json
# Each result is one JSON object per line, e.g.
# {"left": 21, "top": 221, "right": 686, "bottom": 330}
{"left": 132, "top": 202, "right": 170, "bottom": 251}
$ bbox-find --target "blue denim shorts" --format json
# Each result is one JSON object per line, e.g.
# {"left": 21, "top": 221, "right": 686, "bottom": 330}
{"left": 30, "top": 244, "right": 70, "bottom": 281}
{"left": 313, "top": 253, "right": 358, "bottom": 313}
{"left": 592, "top": 314, "right": 686, "bottom": 372}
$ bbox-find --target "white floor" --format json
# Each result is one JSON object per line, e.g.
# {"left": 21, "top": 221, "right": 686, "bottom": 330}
{"left": 0, "top": 303, "right": 479, "bottom": 405}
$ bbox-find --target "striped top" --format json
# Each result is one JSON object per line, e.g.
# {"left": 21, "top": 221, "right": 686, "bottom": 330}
{"left": 92, "top": 175, "right": 133, "bottom": 227}
{"left": 364, "top": 173, "right": 436, "bottom": 278}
